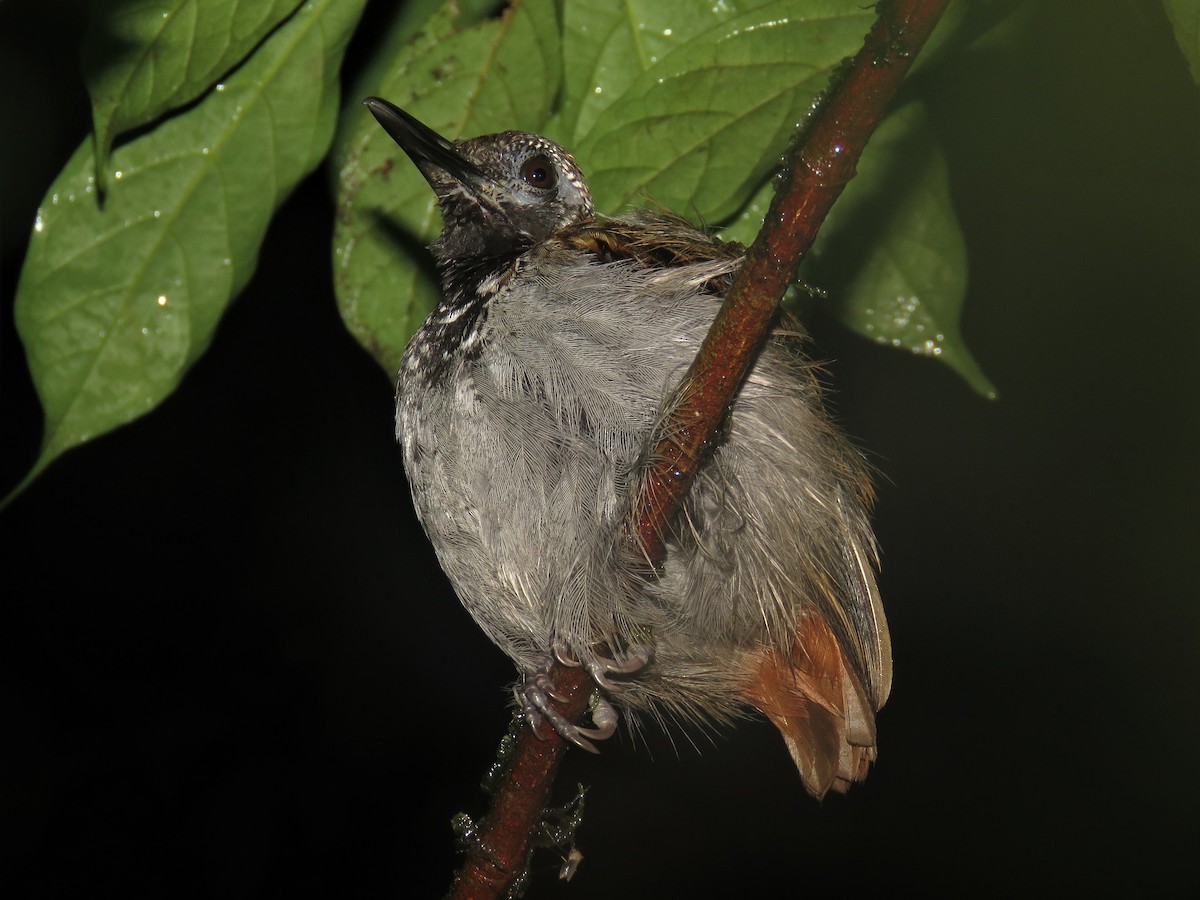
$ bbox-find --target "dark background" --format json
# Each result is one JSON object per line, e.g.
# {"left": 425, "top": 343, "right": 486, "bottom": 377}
{"left": 2, "top": 1, "right": 1197, "bottom": 896}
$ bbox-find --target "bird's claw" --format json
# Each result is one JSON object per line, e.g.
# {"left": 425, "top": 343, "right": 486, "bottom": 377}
{"left": 518, "top": 674, "right": 617, "bottom": 754}
{"left": 552, "top": 640, "right": 654, "bottom": 692}
{"left": 583, "top": 643, "right": 655, "bottom": 692}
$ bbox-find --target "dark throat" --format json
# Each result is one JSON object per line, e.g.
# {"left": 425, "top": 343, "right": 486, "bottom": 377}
{"left": 405, "top": 245, "right": 526, "bottom": 386}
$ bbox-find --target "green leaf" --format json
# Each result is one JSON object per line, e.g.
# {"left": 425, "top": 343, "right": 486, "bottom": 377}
{"left": 554, "top": 0, "right": 772, "bottom": 144}
{"left": 571, "top": 0, "right": 873, "bottom": 221}
{"left": 12, "top": 0, "right": 368, "bottom": 492}
{"left": 83, "top": 0, "right": 306, "bottom": 193}
{"left": 798, "top": 101, "right": 995, "bottom": 397}
{"left": 1163, "top": 0, "right": 1200, "bottom": 89}
{"left": 332, "top": 0, "right": 560, "bottom": 376}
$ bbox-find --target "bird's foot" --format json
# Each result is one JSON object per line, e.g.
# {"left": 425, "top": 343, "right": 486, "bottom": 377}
{"left": 517, "top": 665, "right": 618, "bottom": 754}
{"left": 518, "top": 642, "right": 653, "bottom": 752}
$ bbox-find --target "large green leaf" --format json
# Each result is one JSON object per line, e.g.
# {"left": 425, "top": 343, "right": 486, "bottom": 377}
{"left": 571, "top": 0, "right": 872, "bottom": 221}
{"left": 796, "top": 101, "right": 994, "bottom": 396}
{"left": 83, "top": 0, "right": 305, "bottom": 193}
{"left": 12, "top": 0, "right": 367, "bottom": 493}
{"left": 332, "top": 0, "right": 560, "bottom": 376}
{"left": 553, "top": 0, "right": 779, "bottom": 144}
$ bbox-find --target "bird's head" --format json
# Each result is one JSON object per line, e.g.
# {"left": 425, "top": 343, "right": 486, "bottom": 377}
{"left": 364, "top": 97, "right": 594, "bottom": 265}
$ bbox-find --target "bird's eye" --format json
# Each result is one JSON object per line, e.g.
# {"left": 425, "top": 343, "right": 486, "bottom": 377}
{"left": 520, "top": 154, "right": 557, "bottom": 190}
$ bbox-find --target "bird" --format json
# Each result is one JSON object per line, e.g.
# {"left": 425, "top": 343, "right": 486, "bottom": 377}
{"left": 365, "top": 96, "right": 892, "bottom": 798}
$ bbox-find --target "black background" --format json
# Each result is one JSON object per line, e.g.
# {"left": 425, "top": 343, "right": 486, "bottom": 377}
{"left": 2, "top": 1, "right": 1197, "bottom": 896}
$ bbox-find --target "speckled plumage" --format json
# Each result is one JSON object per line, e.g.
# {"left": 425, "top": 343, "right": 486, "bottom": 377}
{"left": 367, "top": 98, "right": 891, "bottom": 797}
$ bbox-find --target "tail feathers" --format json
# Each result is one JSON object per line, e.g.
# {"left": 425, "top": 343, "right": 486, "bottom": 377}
{"left": 742, "top": 611, "right": 882, "bottom": 798}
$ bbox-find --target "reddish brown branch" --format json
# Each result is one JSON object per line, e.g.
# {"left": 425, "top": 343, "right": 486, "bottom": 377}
{"left": 448, "top": 1, "right": 949, "bottom": 895}
{"left": 447, "top": 666, "right": 593, "bottom": 899}
{"left": 633, "top": 0, "right": 951, "bottom": 560}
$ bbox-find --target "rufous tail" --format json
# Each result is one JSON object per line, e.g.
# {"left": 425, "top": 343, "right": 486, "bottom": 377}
{"left": 741, "top": 611, "right": 880, "bottom": 798}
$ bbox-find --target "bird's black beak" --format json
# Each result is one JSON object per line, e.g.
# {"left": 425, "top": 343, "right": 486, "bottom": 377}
{"left": 363, "top": 96, "right": 486, "bottom": 190}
